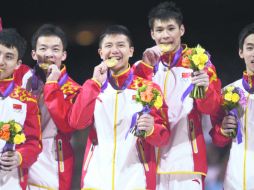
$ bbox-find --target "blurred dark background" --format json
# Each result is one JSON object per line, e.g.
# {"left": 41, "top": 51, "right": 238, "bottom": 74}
{"left": 1, "top": 0, "right": 253, "bottom": 86}
{"left": 1, "top": 0, "right": 253, "bottom": 189}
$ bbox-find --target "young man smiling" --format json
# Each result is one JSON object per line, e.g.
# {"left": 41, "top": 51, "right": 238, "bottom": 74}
{"left": 50, "top": 25, "right": 170, "bottom": 190}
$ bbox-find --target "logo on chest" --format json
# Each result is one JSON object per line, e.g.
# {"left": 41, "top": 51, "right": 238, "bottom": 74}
{"left": 181, "top": 72, "right": 192, "bottom": 82}
{"left": 13, "top": 104, "right": 23, "bottom": 113}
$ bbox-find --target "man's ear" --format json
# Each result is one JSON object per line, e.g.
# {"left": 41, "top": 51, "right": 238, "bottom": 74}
{"left": 15, "top": 59, "right": 22, "bottom": 69}
{"left": 31, "top": 50, "right": 37, "bottom": 61}
{"left": 151, "top": 30, "right": 155, "bottom": 41}
{"left": 98, "top": 48, "right": 104, "bottom": 60}
{"left": 61, "top": 51, "right": 67, "bottom": 61}
{"left": 180, "top": 24, "right": 185, "bottom": 37}
{"left": 129, "top": 47, "right": 134, "bottom": 58}
{"left": 239, "top": 48, "right": 244, "bottom": 59}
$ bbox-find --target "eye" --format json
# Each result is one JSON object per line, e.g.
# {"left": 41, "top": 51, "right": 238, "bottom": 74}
{"left": 39, "top": 47, "right": 46, "bottom": 51}
{"left": 53, "top": 48, "right": 60, "bottom": 52}
{"left": 6, "top": 55, "right": 14, "bottom": 60}
{"left": 104, "top": 44, "right": 112, "bottom": 48}
{"left": 246, "top": 46, "right": 254, "bottom": 51}
{"left": 155, "top": 28, "right": 163, "bottom": 32}
{"left": 168, "top": 27, "right": 175, "bottom": 31}
{"left": 118, "top": 44, "right": 125, "bottom": 48}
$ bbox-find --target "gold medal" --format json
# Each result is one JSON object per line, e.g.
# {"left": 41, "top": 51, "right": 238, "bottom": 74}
{"left": 105, "top": 58, "right": 118, "bottom": 68}
{"left": 39, "top": 62, "right": 51, "bottom": 70}
{"left": 159, "top": 44, "right": 172, "bottom": 53}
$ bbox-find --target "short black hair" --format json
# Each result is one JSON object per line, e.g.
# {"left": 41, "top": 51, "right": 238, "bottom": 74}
{"left": 148, "top": 1, "right": 183, "bottom": 29}
{"left": 98, "top": 25, "right": 133, "bottom": 48}
{"left": 238, "top": 23, "right": 254, "bottom": 50}
{"left": 31, "top": 23, "right": 67, "bottom": 50}
{"left": 0, "top": 28, "right": 27, "bottom": 60}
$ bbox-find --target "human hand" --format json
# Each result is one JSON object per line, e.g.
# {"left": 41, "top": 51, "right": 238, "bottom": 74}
{"left": 221, "top": 115, "right": 237, "bottom": 137}
{"left": 191, "top": 70, "right": 209, "bottom": 89}
{"left": 92, "top": 62, "right": 108, "bottom": 85}
{"left": 136, "top": 113, "right": 154, "bottom": 136}
{"left": 0, "top": 151, "right": 21, "bottom": 172}
{"left": 142, "top": 46, "right": 161, "bottom": 66}
{"left": 46, "top": 64, "right": 61, "bottom": 82}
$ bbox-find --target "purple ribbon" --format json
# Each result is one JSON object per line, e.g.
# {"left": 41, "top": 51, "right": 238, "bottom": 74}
{"left": 125, "top": 105, "right": 151, "bottom": 139}
{"left": 242, "top": 77, "right": 254, "bottom": 94}
{"left": 58, "top": 73, "right": 68, "bottom": 87}
{"left": 100, "top": 79, "right": 108, "bottom": 92}
{"left": 32, "top": 63, "right": 45, "bottom": 90}
{"left": 0, "top": 81, "right": 14, "bottom": 98}
{"left": 181, "top": 83, "right": 194, "bottom": 102}
{"left": 229, "top": 108, "right": 242, "bottom": 144}
{"left": 2, "top": 142, "right": 14, "bottom": 153}
{"left": 32, "top": 63, "right": 68, "bottom": 90}
{"left": 161, "top": 47, "right": 183, "bottom": 70}
{"left": 102, "top": 70, "right": 133, "bottom": 92}
{"left": 153, "top": 62, "right": 159, "bottom": 74}
{"left": 153, "top": 47, "right": 182, "bottom": 74}
{"left": 31, "top": 68, "right": 39, "bottom": 90}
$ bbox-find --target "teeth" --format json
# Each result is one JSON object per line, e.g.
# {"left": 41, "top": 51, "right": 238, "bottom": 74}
{"left": 159, "top": 44, "right": 172, "bottom": 53}
{"left": 105, "top": 58, "right": 118, "bottom": 68}
{"left": 0, "top": 69, "right": 3, "bottom": 72}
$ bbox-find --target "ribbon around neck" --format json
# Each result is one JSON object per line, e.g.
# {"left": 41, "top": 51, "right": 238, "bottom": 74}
{"left": 101, "top": 70, "right": 133, "bottom": 92}
{"left": 154, "top": 47, "right": 183, "bottom": 74}
{"left": 0, "top": 81, "right": 14, "bottom": 98}
{"left": 242, "top": 77, "right": 254, "bottom": 94}
{"left": 32, "top": 63, "right": 68, "bottom": 90}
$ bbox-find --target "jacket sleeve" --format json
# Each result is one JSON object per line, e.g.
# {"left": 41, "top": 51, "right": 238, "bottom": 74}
{"left": 132, "top": 61, "right": 154, "bottom": 80}
{"left": 195, "top": 62, "right": 222, "bottom": 114}
{"left": 13, "top": 64, "right": 33, "bottom": 88}
{"left": 67, "top": 79, "right": 101, "bottom": 130}
{"left": 145, "top": 84, "right": 170, "bottom": 147}
{"left": 43, "top": 81, "right": 80, "bottom": 133}
{"left": 16, "top": 99, "right": 42, "bottom": 168}
{"left": 209, "top": 107, "right": 232, "bottom": 147}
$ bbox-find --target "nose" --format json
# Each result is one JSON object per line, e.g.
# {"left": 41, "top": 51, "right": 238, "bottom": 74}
{"left": 44, "top": 49, "right": 54, "bottom": 59}
{"left": 111, "top": 45, "right": 120, "bottom": 53}
{"left": 161, "top": 30, "right": 171, "bottom": 39}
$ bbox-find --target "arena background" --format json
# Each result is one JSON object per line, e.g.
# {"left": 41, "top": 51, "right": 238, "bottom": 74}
{"left": 1, "top": 0, "right": 253, "bottom": 189}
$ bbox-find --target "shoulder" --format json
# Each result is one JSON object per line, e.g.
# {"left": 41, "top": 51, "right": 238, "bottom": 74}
{"left": 14, "top": 64, "right": 33, "bottom": 87}
{"left": 224, "top": 79, "right": 242, "bottom": 88}
{"left": 10, "top": 85, "right": 37, "bottom": 104}
{"left": 60, "top": 77, "right": 81, "bottom": 96}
